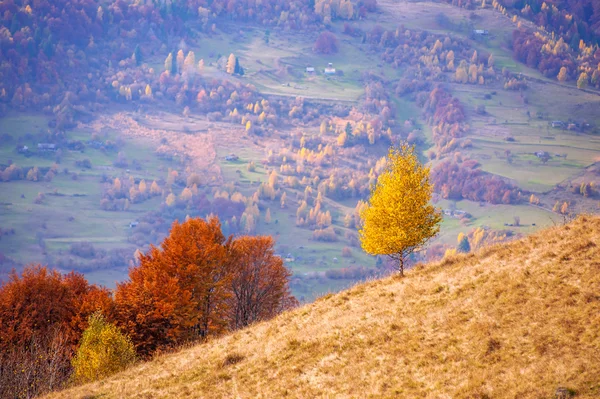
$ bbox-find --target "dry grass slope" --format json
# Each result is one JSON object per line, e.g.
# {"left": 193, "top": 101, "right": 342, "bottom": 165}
{"left": 47, "top": 216, "right": 600, "bottom": 398}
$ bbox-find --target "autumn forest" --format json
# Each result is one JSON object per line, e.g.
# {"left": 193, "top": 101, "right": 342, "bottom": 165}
{"left": 2, "top": 0, "right": 600, "bottom": 396}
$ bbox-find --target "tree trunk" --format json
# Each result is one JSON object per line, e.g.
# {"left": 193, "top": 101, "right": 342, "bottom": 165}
{"left": 398, "top": 256, "right": 404, "bottom": 277}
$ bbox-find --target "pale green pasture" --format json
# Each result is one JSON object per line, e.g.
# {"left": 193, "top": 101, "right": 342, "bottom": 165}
{"left": 433, "top": 199, "right": 557, "bottom": 247}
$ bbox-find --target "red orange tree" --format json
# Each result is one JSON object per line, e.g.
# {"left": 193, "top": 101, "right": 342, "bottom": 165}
{"left": 115, "top": 217, "right": 235, "bottom": 357}
{"left": 0, "top": 265, "right": 113, "bottom": 352}
{"left": 228, "top": 236, "right": 296, "bottom": 329}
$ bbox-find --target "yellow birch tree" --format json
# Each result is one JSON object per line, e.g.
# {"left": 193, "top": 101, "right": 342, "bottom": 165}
{"left": 359, "top": 144, "right": 442, "bottom": 276}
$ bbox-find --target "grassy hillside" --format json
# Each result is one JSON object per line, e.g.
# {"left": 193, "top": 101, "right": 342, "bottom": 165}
{"left": 47, "top": 216, "right": 600, "bottom": 398}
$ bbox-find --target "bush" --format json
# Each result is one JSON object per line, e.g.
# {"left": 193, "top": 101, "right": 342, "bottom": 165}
{"left": 72, "top": 313, "right": 136, "bottom": 383}
{"left": 69, "top": 242, "right": 97, "bottom": 259}
{"left": 341, "top": 246, "right": 353, "bottom": 257}
{"left": 312, "top": 226, "right": 337, "bottom": 242}
{"left": 75, "top": 158, "right": 92, "bottom": 169}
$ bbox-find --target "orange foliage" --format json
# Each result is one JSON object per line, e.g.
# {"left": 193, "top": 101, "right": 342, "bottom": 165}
{"left": 115, "top": 217, "right": 234, "bottom": 357}
{"left": 2, "top": 221, "right": 296, "bottom": 361}
{"left": 114, "top": 217, "right": 296, "bottom": 357}
{"left": 228, "top": 236, "right": 296, "bottom": 329}
{"left": 0, "top": 265, "right": 112, "bottom": 352}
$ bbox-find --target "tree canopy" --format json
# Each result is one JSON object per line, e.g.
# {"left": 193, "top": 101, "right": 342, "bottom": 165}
{"left": 359, "top": 144, "right": 442, "bottom": 276}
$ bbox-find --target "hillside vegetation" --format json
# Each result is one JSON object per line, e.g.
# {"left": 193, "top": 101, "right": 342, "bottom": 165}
{"left": 47, "top": 216, "right": 600, "bottom": 398}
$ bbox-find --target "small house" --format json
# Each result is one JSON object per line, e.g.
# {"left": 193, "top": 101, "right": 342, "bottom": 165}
{"left": 129, "top": 221, "right": 139, "bottom": 228}
{"left": 551, "top": 121, "right": 565, "bottom": 128}
{"left": 473, "top": 29, "right": 489, "bottom": 36}
{"left": 37, "top": 143, "right": 57, "bottom": 151}
{"left": 535, "top": 151, "right": 550, "bottom": 159}
{"left": 306, "top": 67, "right": 315, "bottom": 74}
{"left": 225, "top": 153, "right": 239, "bottom": 161}
{"left": 324, "top": 62, "right": 336, "bottom": 75}
{"left": 88, "top": 140, "right": 104, "bottom": 149}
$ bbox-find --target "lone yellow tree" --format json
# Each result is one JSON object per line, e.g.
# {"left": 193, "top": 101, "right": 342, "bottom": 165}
{"left": 359, "top": 144, "right": 442, "bottom": 276}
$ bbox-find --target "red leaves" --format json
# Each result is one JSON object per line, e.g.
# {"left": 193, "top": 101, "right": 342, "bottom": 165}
{"left": 114, "top": 217, "right": 296, "bottom": 358}
{"left": 228, "top": 236, "right": 295, "bottom": 330}
{"left": 0, "top": 264, "right": 112, "bottom": 352}
{"left": 314, "top": 32, "right": 339, "bottom": 54}
{"left": 2, "top": 218, "right": 296, "bottom": 360}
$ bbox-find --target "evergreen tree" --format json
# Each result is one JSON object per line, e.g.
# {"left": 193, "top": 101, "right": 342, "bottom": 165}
{"left": 457, "top": 236, "right": 471, "bottom": 253}
{"left": 132, "top": 45, "right": 142, "bottom": 66}
{"left": 234, "top": 57, "right": 244, "bottom": 76}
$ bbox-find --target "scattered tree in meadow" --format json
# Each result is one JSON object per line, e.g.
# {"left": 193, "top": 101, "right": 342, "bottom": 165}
{"left": 227, "top": 54, "right": 237, "bottom": 75}
{"left": 165, "top": 53, "right": 173, "bottom": 74}
{"left": 557, "top": 66, "right": 568, "bottom": 82}
{"left": 529, "top": 194, "right": 540, "bottom": 205}
{"left": 138, "top": 179, "right": 147, "bottom": 195}
{"left": 234, "top": 57, "right": 245, "bottom": 75}
{"left": 360, "top": 144, "right": 442, "bottom": 276}
{"left": 553, "top": 200, "right": 560, "bottom": 212}
{"left": 132, "top": 45, "right": 142, "bottom": 66}
{"left": 150, "top": 180, "right": 161, "bottom": 195}
{"left": 176, "top": 50, "right": 185, "bottom": 74}
{"left": 71, "top": 313, "right": 136, "bottom": 383}
{"left": 280, "top": 192, "right": 287, "bottom": 208}
{"left": 457, "top": 234, "right": 471, "bottom": 253}
{"left": 314, "top": 31, "right": 339, "bottom": 54}
{"left": 165, "top": 193, "right": 176, "bottom": 207}
{"left": 577, "top": 72, "right": 589, "bottom": 89}
{"left": 26, "top": 167, "right": 40, "bottom": 181}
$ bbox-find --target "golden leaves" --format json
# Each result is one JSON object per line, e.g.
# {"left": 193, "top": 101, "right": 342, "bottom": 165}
{"left": 359, "top": 144, "right": 441, "bottom": 269}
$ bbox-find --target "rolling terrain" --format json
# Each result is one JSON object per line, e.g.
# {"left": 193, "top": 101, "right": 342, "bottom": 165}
{"left": 46, "top": 216, "right": 600, "bottom": 398}
{"left": 2, "top": 0, "right": 600, "bottom": 301}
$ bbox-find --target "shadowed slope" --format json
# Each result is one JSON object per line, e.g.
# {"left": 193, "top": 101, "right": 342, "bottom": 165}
{"left": 47, "top": 216, "right": 600, "bottom": 398}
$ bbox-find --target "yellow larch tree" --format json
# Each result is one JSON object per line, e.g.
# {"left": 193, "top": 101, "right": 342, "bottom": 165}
{"left": 577, "top": 72, "right": 589, "bottom": 89}
{"left": 226, "top": 53, "right": 237, "bottom": 75}
{"left": 176, "top": 50, "right": 185, "bottom": 74}
{"left": 165, "top": 53, "right": 173, "bottom": 74}
{"left": 557, "top": 66, "right": 568, "bottom": 82}
{"left": 138, "top": 179, "right": 147, "bottom": 195}
{"left": 359, "top": 144, "right": 442, "bottom": 276}
{"left": 166, "top": 193, "right": 176, "bottom": 207}
{"left": 150, "top": 180, "right": 161, "bottom": 196}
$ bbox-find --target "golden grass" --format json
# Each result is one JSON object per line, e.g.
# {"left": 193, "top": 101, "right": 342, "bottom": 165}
{"left": 46, "top": 216, "right": 600, "bottom": 398}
